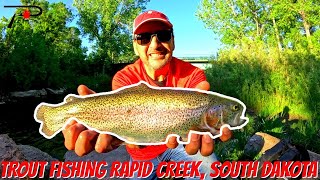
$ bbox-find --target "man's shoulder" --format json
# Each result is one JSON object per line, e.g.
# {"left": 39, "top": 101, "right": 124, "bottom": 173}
{"left": 170, "top": 57, "right": 207, "bottom": 88}
{"left": 171, "top": 57, "right": 203, "bottom": 73}
{"left": 172, "top": 57, "right": 193, "bottom": 66}
{"left": 115, "top": 59, "right": 142, "bottom": 75}
{"left": 112, "top": 59, "right": 144, "bottom": 90}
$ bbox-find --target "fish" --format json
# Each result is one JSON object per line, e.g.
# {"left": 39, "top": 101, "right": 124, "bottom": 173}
{"left": 34, "top": 81, "right": 249, "bottom": 145}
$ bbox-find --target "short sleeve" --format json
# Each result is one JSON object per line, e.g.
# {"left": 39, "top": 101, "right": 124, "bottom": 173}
{"left": 187, "top": 68, "right": 207, "bottom": 88}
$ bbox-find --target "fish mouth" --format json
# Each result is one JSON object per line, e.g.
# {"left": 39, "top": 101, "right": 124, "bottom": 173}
{"left": 232, "top": 112, "right": 243, "bottom": 126}
{"left": 220, "top": 112, "right": 242, "bottom": 127}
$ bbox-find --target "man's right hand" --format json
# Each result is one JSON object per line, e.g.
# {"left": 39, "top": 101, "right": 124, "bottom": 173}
{"left": 62, "top": 85, "right": 125, "bottom": 156}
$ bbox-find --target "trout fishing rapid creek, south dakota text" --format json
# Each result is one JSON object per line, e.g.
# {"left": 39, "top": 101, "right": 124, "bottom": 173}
{"left": 33, "top": 81, "right": 249, "bottom": 145}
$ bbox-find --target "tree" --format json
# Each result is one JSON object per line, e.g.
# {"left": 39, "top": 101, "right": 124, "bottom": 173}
{"left": 197, "top": 0, "right": 268, "bottom": 47}
{"left": 73, "top": 0, "right": 150, "bottom": 75}
{"left": 197, "top": 0, "right": 320, "bottom": 53}
{"left": 0, "top": 0, "right": 87, "bottom": 91}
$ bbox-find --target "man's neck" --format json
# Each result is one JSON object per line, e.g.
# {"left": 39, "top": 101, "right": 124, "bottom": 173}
{"left": 144, "top": 62, "right": 170, "bottom": 82}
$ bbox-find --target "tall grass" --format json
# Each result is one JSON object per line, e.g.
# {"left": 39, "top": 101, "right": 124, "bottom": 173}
{"left": 205, "top": 47, "right": 320, "bottom": 159}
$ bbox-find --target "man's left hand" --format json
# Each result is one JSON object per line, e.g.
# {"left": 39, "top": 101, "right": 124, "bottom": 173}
{"left": 165, "top": 81, "right": 232, "bottom": 156}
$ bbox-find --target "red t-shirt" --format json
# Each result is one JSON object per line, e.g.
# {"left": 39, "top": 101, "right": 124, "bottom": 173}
{"left": 112, "top": 57, "right": 207, "bottom": 160}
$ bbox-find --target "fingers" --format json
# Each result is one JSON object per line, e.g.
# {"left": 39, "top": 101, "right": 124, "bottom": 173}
{"left": 75, "top": 130, "right": 98, "bottom": 156}
{"left": 63, "top": 121, "right": 124, "bottom": 155}
{"left": 220, "top": 127, "right": 232, "bottom": 142}
{"left": 200, "top": 135, "right": 214, "bottom": 156}
{"left": 194, "top": 81, "right": 216, "bottom": 155}
{"left": 62, "top": 121, "right": 86, "bottom": 150}
{"left": 95, "top": 134, "right": 112, "bottom": 153}
{"left": 95, "top": 134, "right": 124, "bottom": 153}
{"left": 62, "top": 85, "right": 98, "bottom": 157}
{"left": 166, "top": 136, "right": 178, "bottom": 149}
{"left": 185, "top": 134, "right": 201, "bottom": 155}
{"left": 77, "top": 84, "right": 95, "bottom": 95}
{"left": 126, "top": 144, "right": 140, "bottom": 149}
{"left": 63, "top": 119, "right": 77, "bottom": 129}
{"left": 184, "top": 133, "right": 215, "bottom": 156}
{"left": 110, "top": 138, "right": 125, "bottom": 148}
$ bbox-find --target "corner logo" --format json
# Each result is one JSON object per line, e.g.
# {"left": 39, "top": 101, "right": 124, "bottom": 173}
{"left": 4, "top": 5, "right": 43, "bottom": 28}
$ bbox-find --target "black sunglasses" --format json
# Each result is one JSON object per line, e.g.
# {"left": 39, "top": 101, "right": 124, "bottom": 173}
{"left": 134, "top": 30, "right": 173, "bottom": 45}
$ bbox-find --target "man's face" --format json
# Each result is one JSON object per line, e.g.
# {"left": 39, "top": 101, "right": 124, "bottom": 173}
{"left": 133, "top": 21, "right": 175, "bottom": 71}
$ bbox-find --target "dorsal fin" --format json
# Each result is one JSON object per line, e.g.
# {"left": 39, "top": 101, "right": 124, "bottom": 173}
{"left": 64, "top": 94, "right": 81, "bottom": 103}
{"left": 118, "top": 81, "right": 152, "bottom": 93}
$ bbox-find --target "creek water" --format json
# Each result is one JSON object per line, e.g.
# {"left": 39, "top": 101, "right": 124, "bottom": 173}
{"left": 0, "top": 97, "right": 67, "bottom": 160}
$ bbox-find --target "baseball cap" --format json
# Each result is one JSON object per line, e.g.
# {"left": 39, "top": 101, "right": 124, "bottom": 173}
{"left": 133, "top": 10, "right": 173, "bottom": 34}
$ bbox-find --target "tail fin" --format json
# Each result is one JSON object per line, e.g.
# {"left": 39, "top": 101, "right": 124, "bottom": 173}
{"left": 34, "top": 103, "right": 59, "bottom": 139}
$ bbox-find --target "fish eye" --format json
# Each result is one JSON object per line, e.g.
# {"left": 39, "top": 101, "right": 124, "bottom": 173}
{"left": 231, "top": 105, "right": 239, "bottom": 111}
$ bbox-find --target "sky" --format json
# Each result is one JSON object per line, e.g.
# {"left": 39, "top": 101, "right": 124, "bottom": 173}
{"left": 0, "top": 0, "right": 221, "bottom": 57}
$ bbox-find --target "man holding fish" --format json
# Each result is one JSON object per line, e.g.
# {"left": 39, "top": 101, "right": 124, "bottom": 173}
{"left": 62, "top": 10, "right": 233, "bottom": 179}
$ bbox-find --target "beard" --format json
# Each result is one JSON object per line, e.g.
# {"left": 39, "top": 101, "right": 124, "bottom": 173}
{"left": 147, "top": 55, "right": 172, "bottom": 70}
{"left": 148, "top": 59, "right": 168, "bottom": 70}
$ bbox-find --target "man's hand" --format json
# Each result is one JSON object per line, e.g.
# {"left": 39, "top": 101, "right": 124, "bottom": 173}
{"left": 62, "top": 85, "right": 123, "bottom": 156}
{"left": 166, "top": 81, "right": 233, "bottom": 156}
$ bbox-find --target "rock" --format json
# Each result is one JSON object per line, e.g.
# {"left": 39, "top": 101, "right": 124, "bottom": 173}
{"left": 3, "top": 88, "right": 67, "bottom": 104}
{"left": 17, "top": 145, "right": 58, "bottom": 171}
{"left": 259, "top": 139, "right": 294, "bottom": 162}
{"left": 17, "top": 145, "right": 57, "bottom": 162}
{"left": 305, "top": 150, "right": 320, "bottom": 179}
{"left": 0, "top": 134, "right": 27, "bottom": 179}
{"left": 244, "top": 132, "right": 320, "bottom": 179}
{"left": 10, "top": 89, "right": 47, "bottom": 98}
{"left": 0, "top": 134, "right": 26, "bottom": 162}
{"left": 255, "top": 132, "right": 281, "bottom": 153}
{"left": 0, "top": 134, "right": 57, "bottom": 178}
{"left": 308, "top": 150, "right": 320, "bottom": 161}
{"left": 64, "top": 146, "right": 130, "bottom": 180}
{"left": 45, "top": 88, "right": 66, "bottom": 95}
{"left": 244, "top": 134, "right": 264, "bottom": 158}
{"left": 244, "top": 132, "right": 281, "bottom": 158}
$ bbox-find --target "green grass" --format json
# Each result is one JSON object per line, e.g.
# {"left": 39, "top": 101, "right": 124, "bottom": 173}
{"left": 214, "top": 114, "right": 320, "bottom": 162}
{"left": 206, "top": 47, "right": 320, "bottom": 161}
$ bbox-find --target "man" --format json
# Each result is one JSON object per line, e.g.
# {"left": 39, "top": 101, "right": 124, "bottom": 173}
{"left": 63, "top": 10, "right": 232, "bottom": 179}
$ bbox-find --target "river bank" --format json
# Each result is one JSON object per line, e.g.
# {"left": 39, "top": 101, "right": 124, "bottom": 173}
{"left": 0, "top": 88, "right": 68, "bottom": 160}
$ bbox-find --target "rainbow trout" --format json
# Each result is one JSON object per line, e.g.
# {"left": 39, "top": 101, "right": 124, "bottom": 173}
{"left": 34, "top": 81, "right": 249, "bottom": 145}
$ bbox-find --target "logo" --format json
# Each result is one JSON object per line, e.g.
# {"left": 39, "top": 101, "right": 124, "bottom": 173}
{"left": 4, "top": 5, "right": 43, "bottom": 28}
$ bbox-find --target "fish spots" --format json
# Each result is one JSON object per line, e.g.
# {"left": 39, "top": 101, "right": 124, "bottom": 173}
{"left": 36, "top": 81, "right": 246, "bottom": 144}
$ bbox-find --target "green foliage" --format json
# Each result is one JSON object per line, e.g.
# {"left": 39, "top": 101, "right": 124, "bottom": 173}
{"left": 197, "top": 0, "right": 320, "bottom": 52}
{"left": 0, "top": 0, "right": 131, "bottom": 92}
{"left": 214, "top": 110, "right": 320, "bottom": 161}
{"left": 65, "top": 73, "right": 113, "bottom": 93}
{"left": 0, "top": 0, "right": 150, "bottom": 93}
{"left": 73, "top": 0, "right": 149, "bottom": 65}
{"left": 0, "top": 1, "right": 75, "bottom": 91}
{"left": 198, "top": 0, "right": 320, "bottom": 161}
{"left": 206, "top": 47, "right": 320, "bottom": 120}
{"left": 0, "top": 0, "right": 146, "bottom": 168}
{"left": 205, "top": 47, "right": 320, "bottom": 159}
